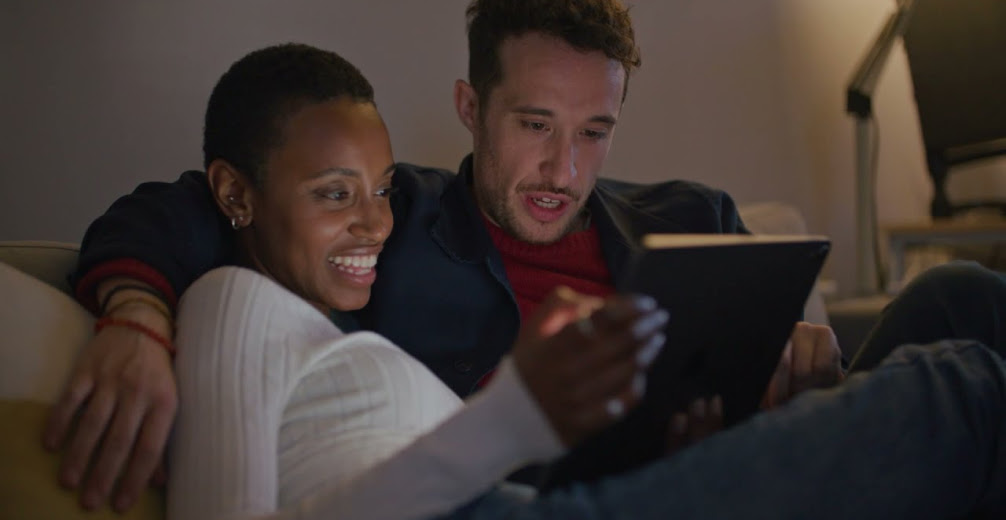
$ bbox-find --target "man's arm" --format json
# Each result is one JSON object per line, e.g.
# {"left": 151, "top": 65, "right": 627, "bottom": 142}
{"left": 71, "top": 170, "right": 234, "bottom": 311}
{"left": 44, "top": 171, "right": 231, "bottom": 512}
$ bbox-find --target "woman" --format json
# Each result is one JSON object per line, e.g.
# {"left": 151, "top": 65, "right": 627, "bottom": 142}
{"left": 169, "top": 43, "right": 668, "bottom": 520}
{"left": 167, "top": 43, "right": 1006, "bottom": 520}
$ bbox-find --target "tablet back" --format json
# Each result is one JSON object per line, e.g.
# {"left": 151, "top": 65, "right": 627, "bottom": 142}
{"left": 539, "top": 234, "right": 831, "bottom": 490}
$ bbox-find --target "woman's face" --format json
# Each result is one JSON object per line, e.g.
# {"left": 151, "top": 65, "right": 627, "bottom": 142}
{"left": 244, "top": 98, "right": 395, "bottom": 312}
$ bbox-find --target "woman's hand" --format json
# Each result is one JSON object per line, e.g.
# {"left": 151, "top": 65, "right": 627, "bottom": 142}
{"left": 511, "top": 287, "right": 668, "bottom": 447}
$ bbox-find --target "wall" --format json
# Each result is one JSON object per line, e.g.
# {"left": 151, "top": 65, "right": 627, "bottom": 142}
{"left": 2, "top": 0, "right": 1003, "bottom": 297}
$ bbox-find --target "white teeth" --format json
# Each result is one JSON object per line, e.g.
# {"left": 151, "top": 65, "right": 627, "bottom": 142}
{"left": 532, "top": 197, "right": 561, "bottom": 209}
{"left": 326, "top": 254, "right": 378, "bottom": 271}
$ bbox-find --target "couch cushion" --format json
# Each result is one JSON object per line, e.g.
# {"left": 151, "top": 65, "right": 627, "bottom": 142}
{"left": 0, "top": 261, "right": 163, "bottom": 517}
{"left": 0, "top": 261, "right": 90, "bottom": 403}
{"left": 0, "top": 400, "right": 164, "bottom": 519}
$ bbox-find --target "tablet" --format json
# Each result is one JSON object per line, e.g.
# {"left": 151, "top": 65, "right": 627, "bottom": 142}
{"left": 539, "top": 233, "right": 831, "bottom": 490}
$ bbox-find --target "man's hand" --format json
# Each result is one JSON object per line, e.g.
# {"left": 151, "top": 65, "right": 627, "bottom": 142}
{"left": 512, "top": 287, "right": 668, "bottom": 447}
{"left": 665, "top": 395, "right": 724, "bottom": 456}
{"left": 762, "top": 322, "right": 844, "bottom": 409}
{"left": 42, "top": 282, "right": 177, "bottom": 512}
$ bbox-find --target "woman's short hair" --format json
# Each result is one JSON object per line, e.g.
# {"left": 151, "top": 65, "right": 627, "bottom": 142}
{"left": 202, "top": 43, "right": 374, "bottom": 185}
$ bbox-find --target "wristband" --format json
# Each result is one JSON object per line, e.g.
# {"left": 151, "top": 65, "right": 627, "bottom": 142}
{"left": 94, "top": 316, "right": 176, "bottom": 357}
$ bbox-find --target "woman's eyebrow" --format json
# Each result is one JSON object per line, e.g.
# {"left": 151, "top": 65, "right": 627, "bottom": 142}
{"left": 309, "top": 167, "right": 359, "bottom": 179}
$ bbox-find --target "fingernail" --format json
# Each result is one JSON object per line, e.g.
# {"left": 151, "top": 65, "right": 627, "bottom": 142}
{"left": 631, "top": 310, "right": 670, "bottom": 339}
{"left": 632, "top": 373, "right": 647, "bottom": 397}
{"left": 711, "top": 395, "right": 723, "bottom": 416}
{"left": 636, "top": 333, "right": 665, "bottom": 366}
{"left": 670, "top": 413, "right": 687, "bottom": 435}
{"left": 690, "top": 398, "right": 707, "bottom": 419}
{"left": 634, "top": 295, "right": 657, "bottom": 312}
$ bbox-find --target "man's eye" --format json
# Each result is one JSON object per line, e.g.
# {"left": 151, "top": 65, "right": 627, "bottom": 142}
{"left": 582, "top": 129, "right": 608, "bottom": 140}
{"left": 521, "top": 121, "right": 548, "bottom": 132}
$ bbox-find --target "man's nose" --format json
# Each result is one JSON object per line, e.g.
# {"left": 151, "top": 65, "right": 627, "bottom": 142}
{"left": 542, "top": 134, "right": 578, "bottom": 184}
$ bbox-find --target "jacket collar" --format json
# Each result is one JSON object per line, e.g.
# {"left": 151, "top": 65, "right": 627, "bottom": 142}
{"left": 589, "top": 181, "right": 689, "bottom": 285}
{"left": 430, "top": 154, "right": 493, "bottom": 264}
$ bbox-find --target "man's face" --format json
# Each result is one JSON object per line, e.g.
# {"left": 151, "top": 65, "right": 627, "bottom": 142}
{"left": 467, "top": 32, "right": 626, "bottom": 244}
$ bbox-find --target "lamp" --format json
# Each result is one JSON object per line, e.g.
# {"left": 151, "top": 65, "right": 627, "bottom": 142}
{"left": 845, "top": 0, "right": 916, "bottom": 295}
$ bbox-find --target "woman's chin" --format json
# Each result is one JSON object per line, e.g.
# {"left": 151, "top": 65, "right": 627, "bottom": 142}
{"left": 326, "top": 289, "right": 371, "bottom": 312}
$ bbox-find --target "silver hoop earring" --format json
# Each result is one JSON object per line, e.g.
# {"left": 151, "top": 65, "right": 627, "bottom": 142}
{"left": 231, "top": 216, "right": 241, "bottom": 230}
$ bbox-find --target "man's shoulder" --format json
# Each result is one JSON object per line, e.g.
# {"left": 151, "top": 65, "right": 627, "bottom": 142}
{"left": 393, "top": 163, "right": 456, "bottom": 196}
{"left": 596, "top": 177, "right": 735, "bottom": 214}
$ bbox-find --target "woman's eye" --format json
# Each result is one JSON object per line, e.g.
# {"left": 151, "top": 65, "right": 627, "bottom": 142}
{"left": 376, "top": 186, "right": 398, "bottom": 198}
{"left": 318, "top": 189, "right": 350, "bottom": 201}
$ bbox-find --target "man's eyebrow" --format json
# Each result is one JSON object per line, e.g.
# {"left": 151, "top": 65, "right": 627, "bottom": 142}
{"left": 383, "top": 164, "right": 397, "bottom": 176}
{"left": 588, "top": 114, "right": 617, "bottom": 126}
{"left": 512, "top": 106, "right": 617, "bottom": 126}
{"left": 512, "top": 106, "right": 554, "bottom": 117}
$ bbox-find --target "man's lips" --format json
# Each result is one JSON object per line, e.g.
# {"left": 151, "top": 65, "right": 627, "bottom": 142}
{"left": 522, "top": 192, "right": 574, "bottom": 223}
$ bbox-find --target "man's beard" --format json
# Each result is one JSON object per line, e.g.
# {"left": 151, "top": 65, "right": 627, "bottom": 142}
{"left": 474, "top": 144, "right": 586, "bottom": 245}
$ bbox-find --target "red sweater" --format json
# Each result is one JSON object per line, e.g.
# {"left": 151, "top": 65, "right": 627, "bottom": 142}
{"left": 483, "top": 217, "right": 615, "bottom": 320}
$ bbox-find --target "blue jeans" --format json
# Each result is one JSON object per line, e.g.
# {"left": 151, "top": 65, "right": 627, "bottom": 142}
{"left": 851, "top": 261, "right": 1006, "bottom": 371}
{"left": 439, "top": 263, "right": 1006, "bottom": 519}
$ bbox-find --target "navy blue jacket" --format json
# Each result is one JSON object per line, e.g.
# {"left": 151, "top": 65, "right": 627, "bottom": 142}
{"left": 74, "top": 154, "right": 747, "bottom": 396}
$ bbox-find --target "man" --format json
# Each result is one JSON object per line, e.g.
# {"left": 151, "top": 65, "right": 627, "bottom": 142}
{"left": 42, "top": 0, "right": 1006, "bottom": 513}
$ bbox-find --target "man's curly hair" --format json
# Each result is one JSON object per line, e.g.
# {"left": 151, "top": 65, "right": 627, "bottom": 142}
{"left": 465, "top": 0, "right": 642, "bottom": 104}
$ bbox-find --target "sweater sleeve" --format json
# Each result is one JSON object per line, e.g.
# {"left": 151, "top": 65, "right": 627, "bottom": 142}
{"left": 272, "top": 356, "right": 562, "bottom": 520}
{"left": 170, "top": 267, "right": 562, "bottom": 520}
{"left": 71, "top": 171, "right": 234, "bottom": 308}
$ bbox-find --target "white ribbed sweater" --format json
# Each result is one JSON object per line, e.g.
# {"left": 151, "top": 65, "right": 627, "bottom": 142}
{"left": 169, "top": 267, "right": 561, "bottom": 520}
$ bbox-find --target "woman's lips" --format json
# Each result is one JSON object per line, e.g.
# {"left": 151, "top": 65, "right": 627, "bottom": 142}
{"left": 327, "top": 253, "right": 378, "bottom": 285}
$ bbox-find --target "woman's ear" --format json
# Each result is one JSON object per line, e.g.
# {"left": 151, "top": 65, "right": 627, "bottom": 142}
{"left": 454, "top": 79, "right": 479, "bottom": 134}
{"left": 207, "top": 159, "right": 255, "bottom": 230}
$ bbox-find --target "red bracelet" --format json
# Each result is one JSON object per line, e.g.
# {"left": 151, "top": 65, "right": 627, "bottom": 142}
{"left": 94, "top": 316, "right": 176, "bottom": 357}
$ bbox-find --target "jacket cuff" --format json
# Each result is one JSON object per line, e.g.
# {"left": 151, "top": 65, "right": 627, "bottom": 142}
{"left": 75, "top": 259, "right": 178, "bottom": 314}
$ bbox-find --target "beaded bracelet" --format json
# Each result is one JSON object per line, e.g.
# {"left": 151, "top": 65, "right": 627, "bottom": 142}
{"left": 99, "top": 284, "right": 173, "bottom": 318}
{"left": 104, "top": 296, "right": 174, "bottom": 325}
{"left": 94, "top": 316, "right": 176, "bottom": 357}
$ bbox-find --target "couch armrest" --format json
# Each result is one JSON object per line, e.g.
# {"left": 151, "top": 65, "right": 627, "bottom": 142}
{"left": 0, "top": 241, "right": 80, "bottom": 297}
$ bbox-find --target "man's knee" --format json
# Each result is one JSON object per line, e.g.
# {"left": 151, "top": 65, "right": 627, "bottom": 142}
{"left": 899, "top": 261, "right": 1006, "bottom": 309}
{"left": 882, "top": 340, "right": 1006, "bottom": 396}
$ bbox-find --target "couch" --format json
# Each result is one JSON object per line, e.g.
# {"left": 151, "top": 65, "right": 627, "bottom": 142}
{"left": 0, "top": 242, "right": 164, "bottom": 518}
